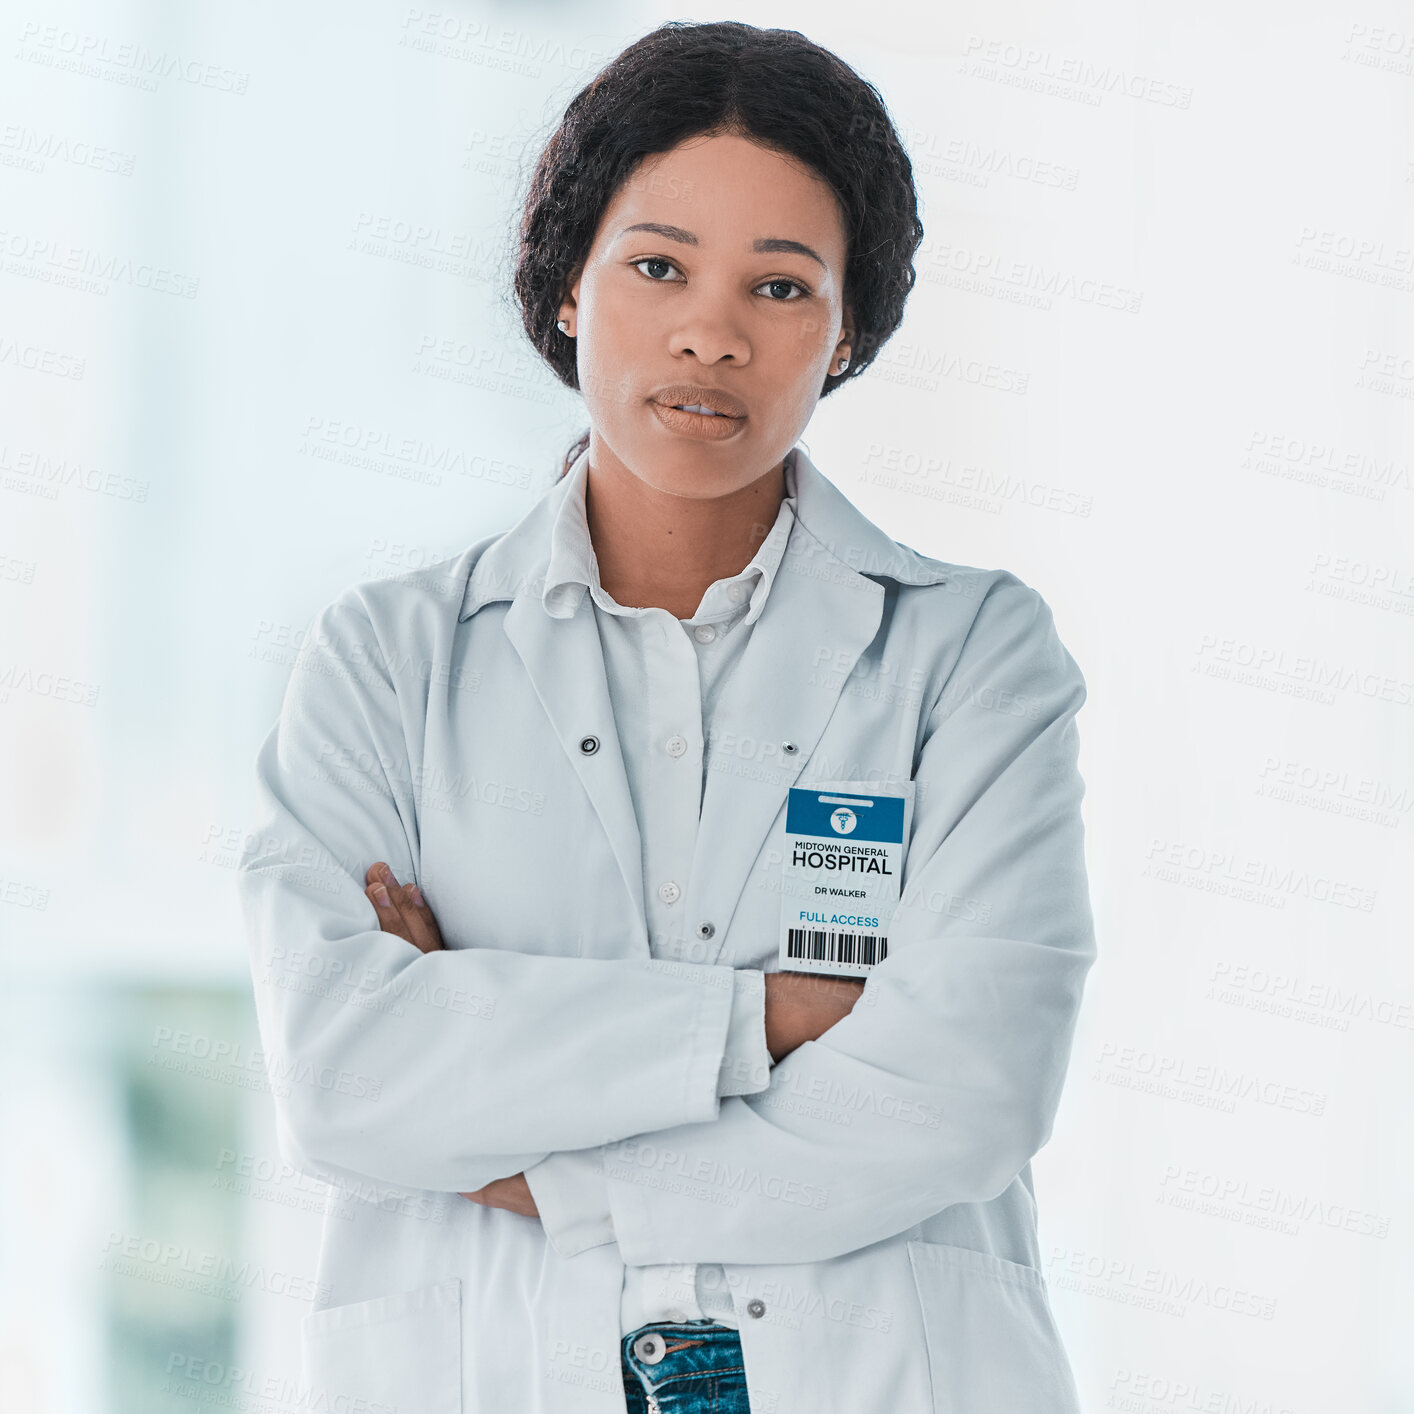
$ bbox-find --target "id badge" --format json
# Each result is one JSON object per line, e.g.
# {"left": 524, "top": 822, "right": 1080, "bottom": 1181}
{"left": 777, "top": 780, "right": 915, "bottom": 976}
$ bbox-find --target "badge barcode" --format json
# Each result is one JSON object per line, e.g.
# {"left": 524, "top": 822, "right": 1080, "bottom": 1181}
{"left": 786, "top": 927, "right": 888, "bottom": 967}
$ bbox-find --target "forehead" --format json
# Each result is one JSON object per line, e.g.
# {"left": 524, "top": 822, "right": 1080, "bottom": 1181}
{"left": 600, "top": 133, "right": 847, "bottom": 260}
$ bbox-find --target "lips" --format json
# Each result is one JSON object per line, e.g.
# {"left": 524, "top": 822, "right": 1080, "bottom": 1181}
{"left": 649, "top": 401, "right": 747, "bottom": 441}
{"left": 649, "top": 383, "right": 747, "bottom": 419}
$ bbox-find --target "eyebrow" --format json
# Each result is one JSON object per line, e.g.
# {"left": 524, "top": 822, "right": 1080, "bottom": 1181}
{"left": 616, "top": 222, "right": 827, "bottom": 270}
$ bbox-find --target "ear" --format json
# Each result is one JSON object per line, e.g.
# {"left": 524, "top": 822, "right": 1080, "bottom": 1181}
{"left": 558, "top": 263, "right": 587, "bottom": 331}
{"left": 833, "top": 304, "right": 855, "bottom": 371}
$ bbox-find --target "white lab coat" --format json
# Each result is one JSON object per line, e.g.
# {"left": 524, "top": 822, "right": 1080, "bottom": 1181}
{"left": 236, "top": 442, "right": 1096, "bottom": 1414}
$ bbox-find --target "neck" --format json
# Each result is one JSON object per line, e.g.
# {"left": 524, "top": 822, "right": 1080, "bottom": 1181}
{"left": 584, "top": 454, "right": 787, "bottom": 620}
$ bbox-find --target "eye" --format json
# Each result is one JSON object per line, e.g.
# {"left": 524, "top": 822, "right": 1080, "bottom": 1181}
{"left": 755, "top": 277, "right": 809, "bottom": 301}
{"left": 631, "top": 257, "right": 684, "bottom": 282}
{"left": 629, "top": 258, "right": 812, "bottom": 301}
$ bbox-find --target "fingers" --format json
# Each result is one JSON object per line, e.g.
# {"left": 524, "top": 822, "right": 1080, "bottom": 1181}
{"left": 401, "top": 878, "right": 445, "bottom": 953}
{"left": 364, "top": 862, "right": 445, "bottom": 953}
{"left": 365, "top": 862, "right": 411, "bottom": 942}
{"left": 458, "top": 1177, "right": 539, "bottom": 1218}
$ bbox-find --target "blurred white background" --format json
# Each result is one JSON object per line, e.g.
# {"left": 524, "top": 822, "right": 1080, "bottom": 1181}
{"left": 1, "top": 1, "right": 1411, "bottom": 1409}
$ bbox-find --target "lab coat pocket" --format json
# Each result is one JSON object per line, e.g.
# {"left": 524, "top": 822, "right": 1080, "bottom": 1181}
{"left": 907, "top": 1241, "right": 1081, "bottom": 1414}
{"left": 300, "top": 1276, "right": 462, "bottom": 1414}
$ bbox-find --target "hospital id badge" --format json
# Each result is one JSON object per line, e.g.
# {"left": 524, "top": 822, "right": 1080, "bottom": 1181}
{"left": 778, "top": 781, "right": 914, "bottom": 977}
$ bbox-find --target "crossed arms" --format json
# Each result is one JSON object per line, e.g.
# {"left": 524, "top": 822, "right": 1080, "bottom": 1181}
{"left": 235, "top": 572, "right": 1096, "bottom": 1268}
{"left": 358, "top": 861, "right": 867, "bottom": 1220}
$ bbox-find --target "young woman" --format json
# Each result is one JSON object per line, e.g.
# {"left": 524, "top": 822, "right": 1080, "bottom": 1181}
{"left": 239, "top": 20, "right": 1096, "bottom": 1414}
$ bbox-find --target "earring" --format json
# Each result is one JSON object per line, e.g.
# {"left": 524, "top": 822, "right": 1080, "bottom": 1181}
{"left": 557, "top": 319, "right": 573, "bottom": 337}
{"left": 837, "top": 356, "right": 849, "bottom": 371}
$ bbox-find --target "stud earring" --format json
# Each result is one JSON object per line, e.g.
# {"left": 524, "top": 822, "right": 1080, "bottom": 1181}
{"left": 837, "top": 356, "right": 849, "bottom": 371}
{"left": 557, "top": 319, "right": 573, "bottom": 337}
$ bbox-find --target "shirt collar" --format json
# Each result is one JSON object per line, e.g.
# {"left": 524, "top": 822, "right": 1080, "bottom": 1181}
{"left": 540, "top": 450, "right": 799, "bottom": 626}
{"left": 459, "top": 442, "right": 955, "bottom": 625}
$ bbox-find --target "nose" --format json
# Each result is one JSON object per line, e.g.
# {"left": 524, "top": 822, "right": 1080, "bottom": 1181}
{"left": 667, "top": 299, "right": 750, "bottom": 366}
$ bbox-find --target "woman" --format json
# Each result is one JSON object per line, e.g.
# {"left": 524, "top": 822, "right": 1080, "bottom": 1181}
{"left": 238, "top": 20, "right": 1096, "bottom": 1414}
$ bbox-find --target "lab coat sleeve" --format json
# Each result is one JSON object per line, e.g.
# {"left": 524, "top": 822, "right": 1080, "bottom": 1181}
{"left": 523, "top": 1146, "right": 616, "bottom": 1256}
{"left": 597, "top": 573, "right": 1098, "bottom": 1265}
{"left": 525, "top": 970, "right": 769, "bottom": 1258}
{"left": 236, "top": 586, "right": 753, "bottom": 1196}
{"left": 719, "top": 968, "right": 772, "bottom": 1097}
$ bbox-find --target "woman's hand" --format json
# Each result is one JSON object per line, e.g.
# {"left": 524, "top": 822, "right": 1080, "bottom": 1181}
{"left": 364, "top": 860, "right": 540, "bottom": 1217}
{"left": 764, "top": 971, "right": 866, "bottom": 1062}
{"left": 459, "top": 1173, "right": 539, "bottom": 1217}
{"left": 364, "top": 861, "right": 445, "bottom": 954}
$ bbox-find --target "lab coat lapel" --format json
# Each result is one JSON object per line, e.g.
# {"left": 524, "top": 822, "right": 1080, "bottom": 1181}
{"left": 501, "top": 589, "right": 649, "bottom": 951}
{"left": 468, "top": 442, "right": 939, "bottom": 970}
{"left": 693, "top": 529, "right": 885, "bottom": 968}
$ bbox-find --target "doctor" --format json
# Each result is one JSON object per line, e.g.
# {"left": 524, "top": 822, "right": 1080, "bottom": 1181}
{"left": 238, "top": 19, "right": 1096, "bottom": 1414}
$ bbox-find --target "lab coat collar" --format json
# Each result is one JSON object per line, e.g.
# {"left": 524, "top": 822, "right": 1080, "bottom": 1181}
{"left": 457, "top": 442, "right": 953, "bottom": 961}
{"left": 458, "top": 442, "right": 951, "bottom": 622}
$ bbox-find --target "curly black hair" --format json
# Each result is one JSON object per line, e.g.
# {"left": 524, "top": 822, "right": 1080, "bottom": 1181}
{"left": 511, "top": 20, "right": 924, "bottom": 476}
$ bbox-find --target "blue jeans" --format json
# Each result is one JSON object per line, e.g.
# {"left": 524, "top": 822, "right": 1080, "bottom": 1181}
{"left": 620, "top": 1320, "right": 751, "bottom": 1412}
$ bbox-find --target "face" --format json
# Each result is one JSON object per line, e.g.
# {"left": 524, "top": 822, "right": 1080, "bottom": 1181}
{"left": 559, "top": 130, "right": 853, "bottom": 499}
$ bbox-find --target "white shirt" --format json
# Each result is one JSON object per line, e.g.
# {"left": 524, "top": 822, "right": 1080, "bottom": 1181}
{"left": 525, "top": 448, "right": 798, "bottom": 1331}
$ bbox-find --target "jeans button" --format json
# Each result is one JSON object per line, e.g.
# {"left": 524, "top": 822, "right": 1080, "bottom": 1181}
{"left": 634, "top": 1332, "right": 667, "bottom": 1364}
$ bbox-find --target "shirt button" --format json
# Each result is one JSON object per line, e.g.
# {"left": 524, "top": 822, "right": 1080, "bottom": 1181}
{"left": 666, "top": 1308, "right": 687, "bottom": 1324}
{"left": 658, "top": 881, "right": 681, "bottom": 904}
{"left": 665, "top": 735, "right": 688, "bottom": 758}
{"left": 693, "top": 624, "right": 717, "bottom": 643}
{"left": 747, "top": 1298, "right": 766, "bottom": 1318}
{"left": 728, "top": 584, "right": 746, "bottom": 603}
